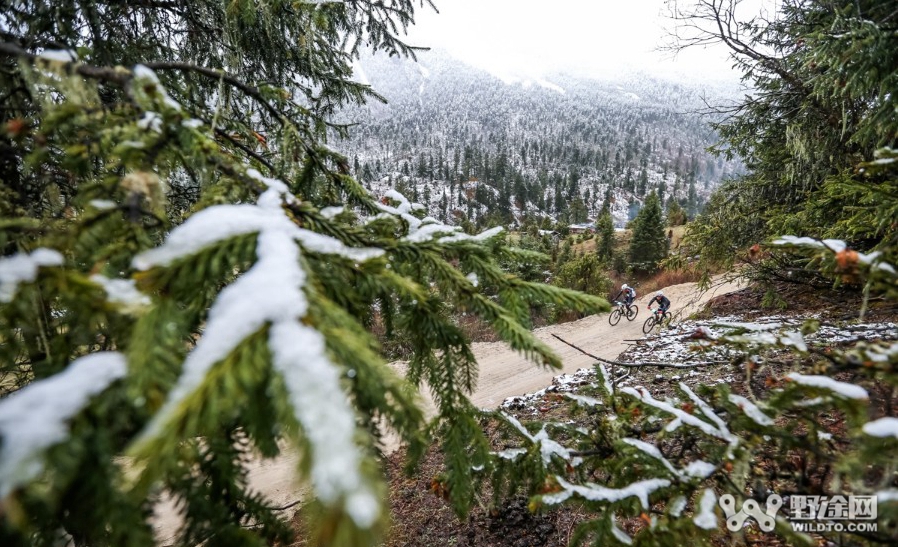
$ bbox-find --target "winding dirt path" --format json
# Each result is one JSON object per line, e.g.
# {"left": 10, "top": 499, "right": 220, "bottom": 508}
{"left": 153, "top": 276, "right": 743, "bottom": 541}
{"left": 464, "top": 276, "right": 743, "bottom": 409}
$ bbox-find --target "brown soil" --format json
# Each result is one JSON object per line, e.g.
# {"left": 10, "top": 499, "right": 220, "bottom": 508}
{"left": 381, "top": 449, "right": 591, "bottom": 547}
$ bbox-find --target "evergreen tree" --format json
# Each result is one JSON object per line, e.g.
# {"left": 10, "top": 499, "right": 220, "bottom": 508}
{"left": 637, "top": 168, "right": 649, "bottom": 196}
{"left": 629, "top": 191, "right": 669, "bottom": 272}
{"left": 686, "top": 174, "right": 698, "bottom": 217}
{"left": 595, "top": 209, "right": 615, "bottom": 263}
{"left": 675, "top": 0, "right": 898, "bottom": 270}
{"left": 667, "top": 200, "right": 687, "bottom": 227}
{"left": 569, "top": 197, "right": 588, "bottom": 224}
{"left": 0, "top": 3, "right": 607, "bottom": 546}
{"left": 553, "top": 253, "right": 612, "bottom": 297}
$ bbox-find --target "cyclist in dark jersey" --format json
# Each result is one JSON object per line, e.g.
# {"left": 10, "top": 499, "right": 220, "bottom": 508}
{"left": 648, "top": 290, "right": 670, "bottom": 313}
{"left": 614, "top": 283, "right": 636, "bottom": 311}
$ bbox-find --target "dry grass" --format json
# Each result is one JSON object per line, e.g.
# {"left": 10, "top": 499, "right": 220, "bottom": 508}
{"left": 637, "top": 268, "right": 704, "bottom": 294}
{"left": 569, "top": 225, "right": 688, "bottom": 257}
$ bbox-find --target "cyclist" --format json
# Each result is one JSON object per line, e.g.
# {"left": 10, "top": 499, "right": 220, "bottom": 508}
{"left": 614, "top": 283, "right": 636, "bottom": 311}
{"left": 647, "top": 290, "right": 670, "bottom": 315}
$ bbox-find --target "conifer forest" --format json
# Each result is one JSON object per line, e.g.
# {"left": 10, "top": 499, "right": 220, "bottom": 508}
{"left": 0, "top": 1, "right": 896, "bottom": 547}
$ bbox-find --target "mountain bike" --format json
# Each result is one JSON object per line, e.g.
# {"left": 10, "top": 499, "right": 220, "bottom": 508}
{"left": 608, "top": 301, "right": 638, "bottom": 326}
{"left": 642, "top": 307, "right": 672, "bottom": 334}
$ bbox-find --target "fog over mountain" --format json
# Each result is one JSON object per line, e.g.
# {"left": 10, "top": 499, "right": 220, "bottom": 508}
{"left": 335, "top": 48, "right": 745, "bottom": 229}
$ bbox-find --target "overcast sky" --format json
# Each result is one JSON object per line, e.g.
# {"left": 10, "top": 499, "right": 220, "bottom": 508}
{"left": 404, "top": 0, "right": 765, "bottom": 81}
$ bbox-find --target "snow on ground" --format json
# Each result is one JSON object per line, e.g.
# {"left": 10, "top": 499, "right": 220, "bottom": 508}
{"left": 499, "top": 312, "right": 896, "bottom": 417}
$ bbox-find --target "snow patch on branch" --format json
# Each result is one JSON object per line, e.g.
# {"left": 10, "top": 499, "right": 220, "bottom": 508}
{"left": 597, "top": 364, "right": 614, "bottom": 395}
{"left": 623, "top": 438, "right": 716, "bottom": 480}
{"left": 38, "top": 49, "right": 78, "bottom": 63}
{"left": 137, "top": 112, "right": 163, "bottom": 133}
{"left": 669, "top": 495, "right": 687, "bottom": 517}
{"left": 779, "top": 330, "right": 807, "bottom": 352}
{"left": 90, "top": 274, "right": 151, "bottom": 311}
{"left": 439, "top": 225, "right": 504, "bottom": 244}
{"left": 566, "top": 394, "right": 602, "bottom": 407}
{"left": 0, "top": 352, "right": 127, "bottom": 497}
{"left": 133, "top": 201, "right": 382, "bottom": 270}
{"left": 862, "top": 417, "right": 898, "bottom": 439}
{"left": 623, "top": 438, "right": 677, "bottom": 474}
{"left": 785, "top": 373, "right": 869, "bottom": 400}
{"left": 621, "top": 386, "right": 737, "bottom": 445}
{"left": 499, "top": 412, "right": 571, "bottom": 464}
{"left": 682, "top": 460, "right": 716, "bottom": 478}
{"left": 89, "top": 199, "right": 117, "bottom": 210}
{"left": 773, "top": 235, "right": 825, "bottom": 248}
{"left": 772, "top": 235, "right": 848, "bottom": 252}
{"left": 680, "top": 383, "right": 729, "bottom": 432}
{"left": 542, "top": 475, "right": 670, "bottom": 508}
{"left": 246, "top": 168, "right": 293, "bottom": 202}
{"left": 132, "top": 64, "right": 181, "bottom": 111}
{"left": 494, "top": 447, "right": 527, "bottom": 460}
{"left": 270, "top": 321, "right": 378, "bottom": 525}
{"left": 728, "top": 394, "right": 774, "bottom": 426}
{"left": 611, "top": 518, "right": 633, "bottom": 545}
{"left": 320, "top": 206, "right": 344, "bottom": 219}
{"left": 693, "top": 489, "right": 718, "bottom": 530}
{"left": 0, "top": 248, "right": 63, "bottom": 302}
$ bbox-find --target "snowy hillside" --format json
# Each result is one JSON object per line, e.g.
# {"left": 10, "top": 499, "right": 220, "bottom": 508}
{"left": 334, "top": 49, "right": 745, "bottom": 229}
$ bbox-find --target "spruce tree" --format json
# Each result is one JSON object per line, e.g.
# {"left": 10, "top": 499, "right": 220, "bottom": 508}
{"left": 674, "top": 0, "right": 898, "bottom": 271}
{"left": 0, "top": 3, "right": 607, "bottom": 546}
{"left": 629, "top": 191, "right": 669, "bottom": 273}
{"left": 667, "top": 200, "right": 687, "bottom": 227}
{"left": 595, "top": 208, "right": 615, "bottom": 263}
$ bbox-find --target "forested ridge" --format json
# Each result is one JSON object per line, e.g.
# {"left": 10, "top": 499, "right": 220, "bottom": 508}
{"left": 335, "top": 49, "right": 744, "bottom": 228}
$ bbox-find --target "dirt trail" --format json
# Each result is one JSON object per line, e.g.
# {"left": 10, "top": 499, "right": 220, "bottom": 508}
{"left": 153, "top": 276, "right": 742, "bottom": 540}
{"left": 465, "top": 276, "right": 742, "bottom": 408}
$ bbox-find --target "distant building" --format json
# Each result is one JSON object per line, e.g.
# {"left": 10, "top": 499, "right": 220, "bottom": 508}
{"left": 568, "top": 223, "right": 596, "bottom": 234}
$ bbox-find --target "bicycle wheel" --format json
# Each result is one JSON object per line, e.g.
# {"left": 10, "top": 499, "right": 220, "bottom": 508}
{"left": 609, "top": 308, "right": 622, "bottom": 326}
{"left": 626, "top": 305, "right": 638, "bottom": 321}
{"left": 642, "top": 316, "right": 656, "bottom": 334}
{"left": 661, "top": 312, "right": 672, "bottom": 328}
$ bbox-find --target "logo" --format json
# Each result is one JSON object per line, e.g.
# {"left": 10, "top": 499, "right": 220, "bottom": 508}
{"left": 720, "top": 493, "right": 782, "bottom": 532}
{"left": 720, "top": 494, "right": 878, "bottom": 533}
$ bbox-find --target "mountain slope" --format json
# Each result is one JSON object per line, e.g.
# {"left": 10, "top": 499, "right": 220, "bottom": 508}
{"left": 336, "top": 49, "right": 745, "bottom": 228}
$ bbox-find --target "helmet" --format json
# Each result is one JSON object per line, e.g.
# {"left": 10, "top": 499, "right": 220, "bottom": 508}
{"left": 622, "top": 284, "right": 629, "bottom": 290}
{"left": 656, "top": 290, "right": 664, "bottom": 297}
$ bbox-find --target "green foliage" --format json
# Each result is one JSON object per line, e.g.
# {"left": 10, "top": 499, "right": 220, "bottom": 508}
{"left": 629, "top": 191, "right": 669, "bottom": 273}
{"left": 678, "top": 0, "right": 897, "bottom": 276}
{"left": 683, "top": 178, "right": 768, "bottom": 270}
{"left": 0, "top": 3, "right": 609, "bottom": 547}
{"left": 553, "top": 253, "right": 613, "bottom": 298}
{"left": 595, "top": 209, "right": 615, "bottom": 263}
{"left": 666, "top": 200, "right": 686, "bottom": 227}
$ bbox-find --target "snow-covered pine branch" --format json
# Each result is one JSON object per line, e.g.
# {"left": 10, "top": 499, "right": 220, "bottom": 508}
{"left": 0, "top": 352, "right": 127, "bottom": 497}
{"left": 131, "top": 181, "right": 386, "bottom": 526}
